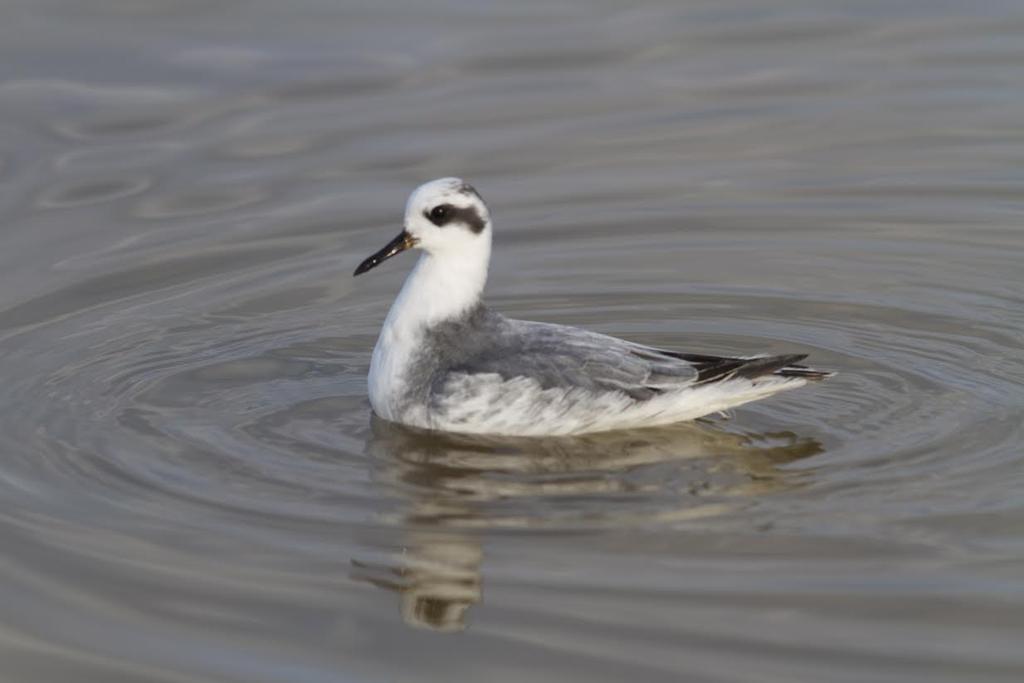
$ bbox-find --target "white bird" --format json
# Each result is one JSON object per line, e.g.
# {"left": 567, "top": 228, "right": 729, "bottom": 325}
{"left": 354, "top": 178, "right": 832, "bottom": 436}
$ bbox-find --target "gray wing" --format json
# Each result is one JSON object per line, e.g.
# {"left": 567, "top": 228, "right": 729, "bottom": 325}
{"left": 430, "top": 308, "right": 829, "bottom": 402}
{"left": 446, "top": 316, "right": 700, "bottom": 401}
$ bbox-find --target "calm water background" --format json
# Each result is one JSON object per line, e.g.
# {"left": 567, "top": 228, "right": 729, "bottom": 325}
{"left": 1, "top": 1, "right": 1023, "bottom": 681}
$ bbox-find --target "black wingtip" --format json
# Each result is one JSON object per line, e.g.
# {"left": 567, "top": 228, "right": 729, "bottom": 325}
{"left": 682, "top": 353, "right": 832, "bottom": 385}
{"left": 776, "top": 366, "right": 836, "bottom": 381}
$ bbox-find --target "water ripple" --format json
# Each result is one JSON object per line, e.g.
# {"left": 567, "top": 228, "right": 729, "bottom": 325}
{"left": 1, "top": 2, "right": 1022, "bottom": 677}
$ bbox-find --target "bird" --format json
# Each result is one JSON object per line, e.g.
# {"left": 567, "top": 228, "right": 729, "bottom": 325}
{"left": 353, "top": 177, "right": 832, "bottom": 436}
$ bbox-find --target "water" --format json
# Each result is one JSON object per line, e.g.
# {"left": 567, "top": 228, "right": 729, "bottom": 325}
{"left": 1, "top": 0, "right": 1023, "bottom": 680}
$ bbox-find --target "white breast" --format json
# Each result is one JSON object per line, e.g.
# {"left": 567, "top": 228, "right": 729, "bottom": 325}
{"left": 367, "top": 247, "right": 489, "bottom": 427}
{"left": 367, "top": 319, "right": 424, "bottom": 424}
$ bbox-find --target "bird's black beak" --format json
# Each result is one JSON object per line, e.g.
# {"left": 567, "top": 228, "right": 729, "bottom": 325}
{"left": 353, "top": 230, "right": 418, "bottom": 276}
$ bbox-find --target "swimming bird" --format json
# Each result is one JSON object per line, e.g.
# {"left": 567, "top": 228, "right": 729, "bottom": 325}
{"left": 354, "top": 178, "right": 831, "bottom": 436}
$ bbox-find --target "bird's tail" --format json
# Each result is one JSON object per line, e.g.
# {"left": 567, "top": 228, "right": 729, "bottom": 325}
{"left": 665, "top": 352, "right": 834, "bottom": 385}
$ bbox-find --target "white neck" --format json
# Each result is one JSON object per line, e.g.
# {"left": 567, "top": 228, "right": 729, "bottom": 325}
{"left": 368, "top": 236, "right": 491, "bottom": 421}
{"left": 382, "top": 238, "right": 491, "bottom": 334}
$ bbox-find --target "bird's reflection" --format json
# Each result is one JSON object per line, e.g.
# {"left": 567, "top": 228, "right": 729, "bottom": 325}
{"left": 352, "top": 416, "right": 823, "bottom": 632}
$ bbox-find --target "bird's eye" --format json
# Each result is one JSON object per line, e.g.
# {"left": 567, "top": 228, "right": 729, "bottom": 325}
{"left": 430, "top": 205, "right": 449, "bottom": 221}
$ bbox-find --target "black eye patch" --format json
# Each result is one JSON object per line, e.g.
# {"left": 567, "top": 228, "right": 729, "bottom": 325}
{"left": 429, "top": 204, "right": 450, "bottom": 222}
{"left": 424, "top": 203, "right": 487, "bottom": 234}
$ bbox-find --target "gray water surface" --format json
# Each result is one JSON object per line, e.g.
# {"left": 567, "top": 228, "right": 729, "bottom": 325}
{"left": 1, "top": 1, "right": 1024, "bottom": 681}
